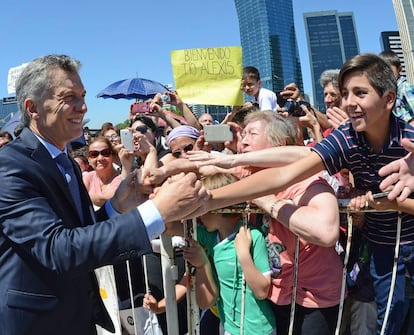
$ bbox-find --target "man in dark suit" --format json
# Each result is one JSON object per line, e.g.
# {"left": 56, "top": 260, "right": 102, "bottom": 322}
{"left": 0, "top": 54, "right": 207, "bottom": 335}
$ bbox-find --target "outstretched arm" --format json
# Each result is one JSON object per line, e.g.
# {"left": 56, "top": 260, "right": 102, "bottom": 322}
{"left": 187, "top": 146, "right": 311, "bottom": 169}
{"left": 203, "top": 152, "right": 325, "bottom": 214}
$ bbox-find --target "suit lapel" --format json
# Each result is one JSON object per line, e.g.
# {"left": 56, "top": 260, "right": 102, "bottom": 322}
{"left": 21, "top": 128, "right": 93, "bottom": 226}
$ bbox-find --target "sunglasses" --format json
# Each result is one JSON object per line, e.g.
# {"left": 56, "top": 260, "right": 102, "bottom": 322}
{"left": 172, "top": 143, "right": 194, "bottom": 158}
{"left": 105, "top": 134, "right": 120, "bottom": 140}
{"left": 88, "top": 148, "right": 112, "bottom": 158}
{"left": 135, "top": 125, "right": 149, "bottom": 134}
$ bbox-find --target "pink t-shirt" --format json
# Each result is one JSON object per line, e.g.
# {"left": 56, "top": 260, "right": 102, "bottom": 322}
{"left": 82, "top": 171, "right": 122, "bottom": 208}
{"left": 267, "top": 174, "right": 343, "bottom": 308}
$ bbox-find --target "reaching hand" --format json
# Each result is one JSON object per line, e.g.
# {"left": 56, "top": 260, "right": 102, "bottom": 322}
{"left": 111, "top": 170, "right": 151, "bottom": 213}
{"left": 151, "top": 172, "right": 210, "bottom": 222}
{"left": 187, "top": 150, "right": 234, "bottom": 168}
{"left": 326, "top": 107, "right": 349, "bottom": 129}
{"left": 379, "top": 138, "right": 414, "bottom": 201}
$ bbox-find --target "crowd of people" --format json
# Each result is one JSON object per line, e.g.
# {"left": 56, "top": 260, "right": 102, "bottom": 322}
{"left": 1, "top": 51, "right": 414, "bottom": 335}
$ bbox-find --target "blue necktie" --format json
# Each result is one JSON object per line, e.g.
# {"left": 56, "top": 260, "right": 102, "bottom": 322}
{"left": 55, "top": 153, "right": 84, "bottom": 223}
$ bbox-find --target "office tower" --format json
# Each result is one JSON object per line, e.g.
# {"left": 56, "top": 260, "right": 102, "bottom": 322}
{"left": 234, "top": 0, "right": 303, "bottom": 93}
{"left": 0, "top": 97, "right": 18, "bottom": 129}
{"left": 304, "top": 10, "right": 359, "bottom": 111}
{"left": 381, "top": 31, "right": 407, "bottom": 77}
{"left": 392, "top": 0, "right": 414, "bottom": 83}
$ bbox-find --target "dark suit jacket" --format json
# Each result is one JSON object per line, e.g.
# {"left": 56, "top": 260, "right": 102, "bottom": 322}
{"left": 0, "top": 128, "right": 153, "bottom": 335}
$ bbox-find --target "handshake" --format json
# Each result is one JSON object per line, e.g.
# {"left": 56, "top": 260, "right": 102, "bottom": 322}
{"left": 111, "top": 169, "right": 211, "bottom": 230}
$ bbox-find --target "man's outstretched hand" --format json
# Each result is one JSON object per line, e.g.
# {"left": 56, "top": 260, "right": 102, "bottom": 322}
{"left": 151, "top": 172, "right": 210, "bottom": 223}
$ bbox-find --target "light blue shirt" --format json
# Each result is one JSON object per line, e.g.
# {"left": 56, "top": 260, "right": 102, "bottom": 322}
{"left": 105, "top": 200, "right": 165, "bottom": 240}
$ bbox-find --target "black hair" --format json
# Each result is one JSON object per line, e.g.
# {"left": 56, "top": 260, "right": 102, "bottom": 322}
{"left": 129, "top": 115, "right": 157, "bottom": 132}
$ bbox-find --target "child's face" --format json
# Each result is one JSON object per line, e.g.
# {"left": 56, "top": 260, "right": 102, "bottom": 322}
{"left": 241, "top": 78, "right": 261, "bottom": 97}
{"left": 341, "top": 71, "right": 394, "bottom": 134}
{"left": 200, "top": 212, "right": 220, "bottom": 232}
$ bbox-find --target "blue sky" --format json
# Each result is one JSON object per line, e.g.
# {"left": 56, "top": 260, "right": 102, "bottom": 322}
{"left": 1, "top": 0, "right": 397, "bottom": 128}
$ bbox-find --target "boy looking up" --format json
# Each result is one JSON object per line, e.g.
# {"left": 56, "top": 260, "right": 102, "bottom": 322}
{"left": 240, "top": 66, "right": 278, "bottom": 111}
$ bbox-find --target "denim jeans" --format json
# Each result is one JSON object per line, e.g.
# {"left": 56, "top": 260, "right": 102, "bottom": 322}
{"left": 369, "top": 241, "right": 414, "bottom": 335}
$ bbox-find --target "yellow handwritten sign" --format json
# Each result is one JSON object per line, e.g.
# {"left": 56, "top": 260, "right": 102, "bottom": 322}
{"left": 171, "top": 46, "right": 243, "bottom": 106}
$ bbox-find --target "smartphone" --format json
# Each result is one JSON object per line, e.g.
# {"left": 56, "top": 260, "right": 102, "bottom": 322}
{"left": 203, "top": 125, "right": 233, "bottom": 143}
{"left": 120, "top": 129, "right": 134, "bottom": 152}
{"left": 372, "top": 191, "right": 390, "bottom": 199}
{"left": 130, "top": 102, "right": 150, "bottom": 115}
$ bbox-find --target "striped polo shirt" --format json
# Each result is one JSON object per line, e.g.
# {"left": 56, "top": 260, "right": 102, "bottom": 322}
{"left": 312, "top": 115, "right": 414, "bottom": 245}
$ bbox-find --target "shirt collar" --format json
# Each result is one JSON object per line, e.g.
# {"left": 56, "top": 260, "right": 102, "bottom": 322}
{"left": 33, "top": 133, "right": 68, "bottom": 159}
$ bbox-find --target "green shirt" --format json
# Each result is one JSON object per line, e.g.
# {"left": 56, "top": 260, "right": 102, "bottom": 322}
{"left": 197, "top": 222, "right": 275, "bottom": 335}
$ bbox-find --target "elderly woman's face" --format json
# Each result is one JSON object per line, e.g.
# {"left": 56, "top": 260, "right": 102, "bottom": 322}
{"left": 240, "top": 120, "right": 272, "bottom": 153}
{"left": 169, "top": 137, "right": 196, "bottom": 159}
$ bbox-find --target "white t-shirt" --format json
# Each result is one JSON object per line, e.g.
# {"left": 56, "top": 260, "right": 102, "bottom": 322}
{"left": 252, "top": 87, "right": 278, "bottom": 111}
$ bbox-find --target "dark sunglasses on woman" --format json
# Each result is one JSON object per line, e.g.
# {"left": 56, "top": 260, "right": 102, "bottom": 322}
{"left": 172, "top": 143, "right": 194, "bottom": 158}
{"left": 88, "top": 148, "right": 112, "bottom": 158}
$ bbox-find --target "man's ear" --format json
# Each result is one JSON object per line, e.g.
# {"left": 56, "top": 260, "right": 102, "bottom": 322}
{"left": 24, "top": 99, "right": 38, "bottom": 118}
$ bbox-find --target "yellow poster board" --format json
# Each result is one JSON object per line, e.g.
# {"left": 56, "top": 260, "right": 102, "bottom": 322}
{"left": 171, "top": 46, "right": 243, "bottom": 106}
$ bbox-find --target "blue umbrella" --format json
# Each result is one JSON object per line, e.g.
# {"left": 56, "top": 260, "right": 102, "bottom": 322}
{"left": 97, "top": 78, "right": 170, "bottom": 100}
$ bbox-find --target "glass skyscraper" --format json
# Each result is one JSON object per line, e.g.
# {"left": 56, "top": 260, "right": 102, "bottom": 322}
{"left": 381, "top": 31, "right": 407, "bottom": 78}
{"left": 0, "top": 97, "right": 18, "bottom": 130}
{"left": 392, "top": 0, "right": 414, "bottom": 83}
{"left": 234, "top": 0, "right": 303, "bottom": 93}
{"left": 304, "top": 10, "right": 359, "bottom": 111}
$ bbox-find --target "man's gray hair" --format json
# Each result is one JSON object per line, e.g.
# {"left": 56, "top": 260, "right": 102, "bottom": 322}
{"left": 319, "top": 69, "right": 340, "bottom": 89}
{"left": 16, "top": 54, "right": 81, "bottom": 126}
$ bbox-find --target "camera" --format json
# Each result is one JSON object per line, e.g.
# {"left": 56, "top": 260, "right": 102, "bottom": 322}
{"left": 204, "top": 125, "right": 233, "bottom": 143}
{"left": 160, "top": 94, "right": 171, "bottom": 104}
{"left": 276, "top": 91, "right": 311, "bottom": 117}
{"left": 284, "top": 100, "right": 311, "bottom": 117}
